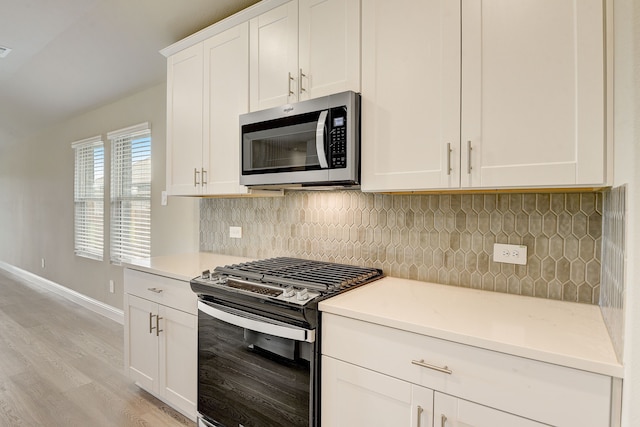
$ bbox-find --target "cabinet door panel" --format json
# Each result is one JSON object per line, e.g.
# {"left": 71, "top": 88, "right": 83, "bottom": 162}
{"left": 361, "top": 0, "right": 461, "bottom": 191}
{"left": 298, "top": 0, "right": 360, "bottom": 100}
{"left": 158, "top": 305, "right": 197, "bottom": 419}
{"left": 412, "top": 385, "right": 435, "bottom": 427}
{"left": 203, "top": 23, "right": 250, "bottom": 195}
{"left": 166, "top": 43, "right": 204, "bottom": 195}
{"left": 435, "top": 393, "right": 546, "bottom": 427}
{"left": 250, "top": 2, "right": 299, "bottom": 111}
{"left": 125, "top": 294, "right": 158, "bottom": 393}
{"left": 461, "top": 0, "right": 605, "bottom": 188}
{"left": 322, "top": 356, "right": 414, "bottom": 426}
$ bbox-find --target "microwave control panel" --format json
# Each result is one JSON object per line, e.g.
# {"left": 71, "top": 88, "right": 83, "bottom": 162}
{"left": 329, "top": 107, "right": 347, "bottom": 168}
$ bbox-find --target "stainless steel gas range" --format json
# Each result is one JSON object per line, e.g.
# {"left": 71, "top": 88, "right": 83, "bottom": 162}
{"left": 190, "top": 257, "right": 383, "bottom": 427}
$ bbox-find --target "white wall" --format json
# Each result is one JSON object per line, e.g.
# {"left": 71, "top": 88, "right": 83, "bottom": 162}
{"left": 613, "top": 0, "right": 640, "bottom": 425}
{"left": 0, "top": 83, "right": 199, "bottom": 309}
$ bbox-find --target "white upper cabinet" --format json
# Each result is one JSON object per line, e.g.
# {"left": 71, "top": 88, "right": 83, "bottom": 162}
{"left": 166, "top": 43, "right": 204, "bottom": 196}
{"left": 361, "top": 0, "right": 607, "bottom": 192}
{"left": 250, "top": 0, "right": 360, "bottom": 111}
{"left": 298, "top": 0, "right": 360, "bottom": 101}
{"left": 361, "top": 0, "right": 461, "bottom": 192}
{"left": 250, "top": 2, "right": 299, "bottom": 111}
{"left": 166, "top": 24, "right": 257, "bottom": 196}
{"left": 461, "top": 0, "right": 605, "bottom": 188}
{"left": 203, "top": 22, "right": 252, "bottom": 195}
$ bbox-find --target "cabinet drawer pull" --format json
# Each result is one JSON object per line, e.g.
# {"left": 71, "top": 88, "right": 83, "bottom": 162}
{"left": 411, "top": 359, "right": 452, "bottom": 375}
{"left": 299, "top": 68, "right": 306, "bottom": 93}
{"left": 467, "top": 140, "right": 472, "bottom": 174}
{"left": 416, "top": 405, "right": 423, "bottom": 427}
{"left": 201, "top": 168, "right": 207, "bottom": 185}
{"left": 194, "top": 168, "right": 200, "bottom": 186}
{"left": 147, "top": 287, "right": 163, "bottom": 294}
{"left": 288, "top": 72, "right": 295, "bottom": 96}
{"left": 446, "top": 143, "right": 452, "bottom": 175}
{"left": 156, "top": 315, "right": 163, "bottom": 337}
{"left": 149, "top": 312, "right": 156, "bottom": 334}
{"left": 441, "top": 414, "right": 448, "bottom": 427}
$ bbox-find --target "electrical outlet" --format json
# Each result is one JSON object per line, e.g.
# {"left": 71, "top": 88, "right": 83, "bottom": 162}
{"left": 493, "top": 243, "right": 527, "bottom": 265}
{"left": 230, "top": 226, "right": 242, "bottom": 239}
{"left": 109, "top": 280, "right": 115, "bottom": 293}
{"left": 161, "top": 190, "right": 168, "bottom": 206}
{"left": 41, "top": 258, "right": 45, "bottom": 268}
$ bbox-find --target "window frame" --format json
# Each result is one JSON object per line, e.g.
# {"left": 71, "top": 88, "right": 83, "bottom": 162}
{"left": 108, "top": 122, "right": 152, "bottom": 265}
{"left": 72, "top": 135, "right": 105, "bottom": 261}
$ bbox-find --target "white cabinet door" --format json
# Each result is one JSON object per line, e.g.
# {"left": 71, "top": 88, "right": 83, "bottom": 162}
{"left": 361, "top": 0, "right": 461, "bottom": 192}
{"left": 203, "top": 23, "right": 251, "bottom": 195}
{"left": 322, "top": 356, "right": 434, "bottom": 427}
{"left": 250, "top": 1, "right": 299, "bottom": 111}
{"left": 434, "top": 393, "right": 546, "bottom": 427}
{"left": 166, "top": 43, "right": 204, "bottom": 195}
{"left": 298, "top": 0, "right": 360, "bottom": 101}
{"left": 460, "top": 0, "right": 605, "bottom": 188}
{"left": 125, "top": 294, "right": 159, "bottom": 393}
{"left": 413, "top": 385, "right": 435, "bottom": 427}
{"left": 158, "top": 305, "right": 197, "bottom": 418}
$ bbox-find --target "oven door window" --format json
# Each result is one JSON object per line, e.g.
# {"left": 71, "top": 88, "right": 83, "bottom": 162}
{"left": 242, "top": 111, "right": 327, "bottom": 175}
{"left": 198, "top": 306, "right": 312, "bottom": 427}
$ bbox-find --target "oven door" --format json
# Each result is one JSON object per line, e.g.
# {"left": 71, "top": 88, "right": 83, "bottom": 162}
{"left": 197, "top": 300, "right": 315, "bottom": 427}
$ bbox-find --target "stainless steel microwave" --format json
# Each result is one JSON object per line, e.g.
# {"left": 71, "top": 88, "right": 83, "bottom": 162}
{"left": 239, "top": 91, "right": 360, "bottom": 188}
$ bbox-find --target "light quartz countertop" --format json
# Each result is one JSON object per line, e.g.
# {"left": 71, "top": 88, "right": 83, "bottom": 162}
{"left": 123, "top": 252, "right": 253, "bottom": 282}
{"left": 319, "top": 276, "right": 623, "bottom": 378}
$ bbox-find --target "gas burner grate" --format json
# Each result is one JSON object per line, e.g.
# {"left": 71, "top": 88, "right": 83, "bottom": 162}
{"left": 214, "top": 257, "right": 383, "bottom": 293}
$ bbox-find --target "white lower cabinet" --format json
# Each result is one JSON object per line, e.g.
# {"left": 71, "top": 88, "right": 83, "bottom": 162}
{"left": 322, "top": 356, "right": 434, "bottom": 427}
{"left": 321, "top": 313, "right": 615, "bottom": 427}
{"left": 434, "top": 393, "right": 545, "bottom": 427}
{"left": 124, "top": 269, "right": 197, "bottom": 420}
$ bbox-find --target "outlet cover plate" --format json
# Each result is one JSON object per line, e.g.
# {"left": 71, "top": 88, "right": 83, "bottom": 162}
{"left": 229, "top": 226, "right": 242, "bottom": 239}
{"left": 493, "top": 243, "right": 527, "bottom": 265}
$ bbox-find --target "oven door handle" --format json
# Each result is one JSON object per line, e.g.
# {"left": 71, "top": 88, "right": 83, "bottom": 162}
{"left": 198, "top": 301, "right": 316, "bottom": 343}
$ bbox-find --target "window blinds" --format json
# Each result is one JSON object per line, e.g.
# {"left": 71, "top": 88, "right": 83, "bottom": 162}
{"left": 72, "top": 136, "right": 104, "bottom": 260}
{"left": 109, "top": 123, "right": 151, "bottom": 264}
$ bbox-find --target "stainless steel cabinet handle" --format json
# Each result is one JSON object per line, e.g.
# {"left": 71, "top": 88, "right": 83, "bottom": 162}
{"left": 441, "top": 414, "right": 448, "bottom": 427}
{"left": 156, "top": 315, "right": 163, "bottom": 337}
{"left": 417, "top": 405, "right": 424, "bottom": 427}
{"left": 201, "top": 168, "right": 207, "bottom": 185}
{"left": 446, "top": 143, "right": 452, "bottom": 175}
{"left": 288, "top": 72, "right": 295, "bottom": 96}
{"left": 194, "top": 168, "right": 200, "bottom": 186}
{"left": 411, "top": 359, "right": 453, "bottom": 375}
{"left": 147, "top": 287, "right": 163, "bottom": 294}
{"left": 467, "top": 140, "right": 472, "bottom": 174}
{"left": 149, "top": 312, "right": 156, "bottom": 334}
{"left": 299, "top": 68, "right": 306, "bottom": 93}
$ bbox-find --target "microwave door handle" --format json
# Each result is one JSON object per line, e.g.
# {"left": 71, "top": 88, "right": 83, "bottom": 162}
{"left": 316, "top": 110, "right": 329, "bottom": 169}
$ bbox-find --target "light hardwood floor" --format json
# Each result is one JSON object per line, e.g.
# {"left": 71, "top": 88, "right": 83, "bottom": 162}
{"left": 0, "top": 269, "right": 195, "bottom": 427}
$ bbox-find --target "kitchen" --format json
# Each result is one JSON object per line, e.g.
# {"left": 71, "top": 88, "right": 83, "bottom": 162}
{"left": 0, "top": 0, "right": 638, "bottom": 426}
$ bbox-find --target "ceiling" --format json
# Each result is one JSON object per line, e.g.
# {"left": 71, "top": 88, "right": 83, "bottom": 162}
{"left": 0, "top": 0, "right": 259, "bottom": 144}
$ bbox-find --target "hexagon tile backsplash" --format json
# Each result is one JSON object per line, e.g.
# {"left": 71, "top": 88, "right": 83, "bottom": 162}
{"left": 200, "top": 191, "right": 603, "bottom": 304}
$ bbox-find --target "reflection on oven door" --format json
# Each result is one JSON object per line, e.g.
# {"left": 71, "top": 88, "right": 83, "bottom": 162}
{"left": 198, "top": 308, "right": 313, "bottom": 427}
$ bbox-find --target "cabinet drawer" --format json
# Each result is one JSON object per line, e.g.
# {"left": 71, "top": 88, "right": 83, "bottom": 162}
{"left": 124, "top": 269, "right": 196, "bottom": 314}
{"left": 322, "top": 313, "right": 612, "bottom": 427}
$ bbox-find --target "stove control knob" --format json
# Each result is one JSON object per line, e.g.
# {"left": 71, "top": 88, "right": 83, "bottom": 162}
{"left": 282, "top": 285, "right": 295, "bottom": 298}
{"left": 296, "top": 288, "right": 309, "bottom": 301}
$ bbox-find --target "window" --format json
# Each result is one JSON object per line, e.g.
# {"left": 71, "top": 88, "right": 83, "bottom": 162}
{"left": 72, "top": 136, "right": 105, "bottom": 260}
{"left": 109, "top": 123, "right": 151, "bottom": 264}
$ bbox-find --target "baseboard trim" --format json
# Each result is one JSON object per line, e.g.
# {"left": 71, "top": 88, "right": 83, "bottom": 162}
{"left": 0, "top": 261, "right": 124, "bottom": 325}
